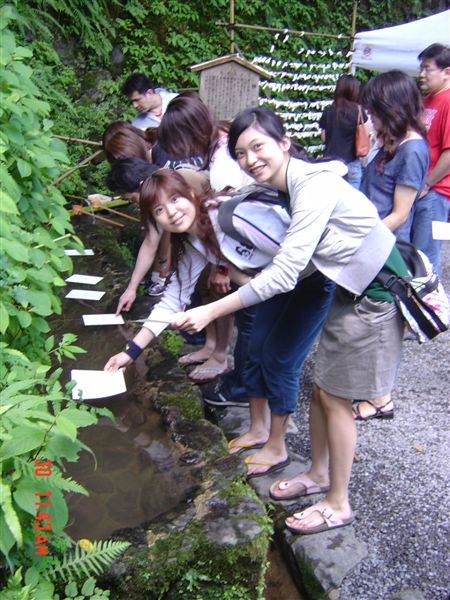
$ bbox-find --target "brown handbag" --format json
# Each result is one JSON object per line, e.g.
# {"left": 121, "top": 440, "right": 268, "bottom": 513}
{"left": 355, "top": 105, "right": 370, "bottom": 157}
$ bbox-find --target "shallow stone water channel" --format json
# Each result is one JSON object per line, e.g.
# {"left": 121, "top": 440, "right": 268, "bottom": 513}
{"left": 54, "top": 247, "right": 198, "bottom": 541}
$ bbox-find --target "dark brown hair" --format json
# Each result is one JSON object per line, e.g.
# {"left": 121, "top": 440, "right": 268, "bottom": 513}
{"left": 102, "top": 122, "right": 151, "bottom": 163}
{"left": 157, "top": 92, "right": 221, "bottom": 168}
{"left": 228, "top": 107, "right": 307, "bottom": 160}
{"left": 361, "top": 70, "right": 427, "bottom": 173}
{"left": 332, "top": 75, "right": 361, "bottom": 122}
{"left": 122, "top": 73, "right": 155, "bottom": 96}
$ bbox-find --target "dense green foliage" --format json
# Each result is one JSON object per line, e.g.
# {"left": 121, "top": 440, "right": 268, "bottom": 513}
{"left": 0, "top": 8, "right": 128, "bottom": 598}
{"left": 0, "top": 18, "right": 75, "bottom": 358}
{"left": 6, "top": 0, "right": 433, "bottom": 197}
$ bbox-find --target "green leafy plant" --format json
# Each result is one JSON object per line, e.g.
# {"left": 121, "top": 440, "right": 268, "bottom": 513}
{"left": 0, "top": 567, "right": 114, "bottom": 599}
{"left": 48, "top": 540, "right": 131, "bottom": 582}
{"left": 0, "top": 6, "right": 85, "bottom": 362}
{"left": 1, "top": 354, "right": 97, "bottom": 566}
{"left": 0, "top": 11, "right": 125, "bottom": 599}
{"left": 160, "top": 329, "right": 185, "bottom": 357}
{"left": 10, "top": 0, "right": 119, "bottom": 63}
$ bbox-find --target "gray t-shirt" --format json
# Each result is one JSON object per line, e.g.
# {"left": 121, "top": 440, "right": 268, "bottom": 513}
{"left": 361, "top": 138, "right": 429, "bottom": 242}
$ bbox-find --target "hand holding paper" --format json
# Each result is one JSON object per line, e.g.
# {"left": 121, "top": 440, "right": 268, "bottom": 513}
{"left": 104, "top": 352, "right": 133, "bottom": 373}
{"left": 71, "top": 369, "right": 126, "bottom": 400}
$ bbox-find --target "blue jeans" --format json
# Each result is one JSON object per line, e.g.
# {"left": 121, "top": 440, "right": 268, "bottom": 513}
{"left": 243, "top": 272, "right": 335, "bottom": 416}
{"left": 411, "top": 188, "right": 449, "bottom": 274}
{"left": 346, "top": 159, "right": 362, "bottom": 190}
{"left": 219, "top": 305, "right": 256, "bottom": 402}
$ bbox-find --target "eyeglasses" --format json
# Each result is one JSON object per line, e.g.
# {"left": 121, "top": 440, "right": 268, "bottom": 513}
{"left": 419, "top": 66, "right": 441, "bottom": 74}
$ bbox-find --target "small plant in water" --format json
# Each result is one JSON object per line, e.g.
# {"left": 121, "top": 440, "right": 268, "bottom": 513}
{"left": 117, "top": 242, "right": 134, "bottom": 267}
{"left": 160, "top": 329, "right": 185, "bottom": 357}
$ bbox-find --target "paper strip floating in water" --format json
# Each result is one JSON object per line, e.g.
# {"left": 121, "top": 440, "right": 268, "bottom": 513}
{"left": 65, "top": 289, "right": 105, "bottom": 300}
{"left": 82, "top": 314, "right": 125, "bottom": 326}
{"left": 64, "top": 249, "right": 95, "bottom": 256}
{"left": 71, "top": 369, "right": 126, "bottom": 400}
{"left": 66, "top": 274, "right": 104, "bottom": 285}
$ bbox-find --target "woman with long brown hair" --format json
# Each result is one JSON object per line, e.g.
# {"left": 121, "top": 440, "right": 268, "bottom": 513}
{"left": 102, "top": 121, "right": 173, "bottom": 299}
{"left": 353, "top": 70, "right": 429, "bottom": 421}
{"left": 104, "top": 166, "right": 334, "bottom": 472}
{"left": 103, "top": 121, "right": 152, "bottom": 163}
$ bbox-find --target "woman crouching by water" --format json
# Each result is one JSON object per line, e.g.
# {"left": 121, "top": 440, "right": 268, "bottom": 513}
{"left": 164, "top": 107, "right": 408, "bottom": 535}
{"left": 104, "top": 163, "right": 335, "bottom": 475}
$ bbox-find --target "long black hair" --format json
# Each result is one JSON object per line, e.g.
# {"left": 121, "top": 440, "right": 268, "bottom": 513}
{"left": 332, "top": 75, "right": 361, "bottom": 122}
{"left": 228, "top": 107, "right": 307, "bottom": 160}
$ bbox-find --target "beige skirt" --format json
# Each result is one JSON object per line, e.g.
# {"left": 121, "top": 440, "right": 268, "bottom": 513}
{"left": 314, "top": 288, "right": 404, "bottom": 399}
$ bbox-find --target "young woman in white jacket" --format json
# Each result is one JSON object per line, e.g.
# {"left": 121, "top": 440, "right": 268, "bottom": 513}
{"left": 104, "top": 167, "right": 335, "bottom": 470}
{"left": 162, "top": 107, "right": 407, "bottom": 535}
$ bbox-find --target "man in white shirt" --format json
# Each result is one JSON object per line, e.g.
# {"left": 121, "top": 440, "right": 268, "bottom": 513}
{"left": 122, "top": 73, "right": 178, "bottom": 130}
{"left": 120, "top": 73, "right": 178, "bottom": 295}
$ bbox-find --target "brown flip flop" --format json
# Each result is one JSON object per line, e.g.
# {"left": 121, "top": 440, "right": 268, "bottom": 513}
{"left": 269, "top": 473, "right": 329, "bottom": 501}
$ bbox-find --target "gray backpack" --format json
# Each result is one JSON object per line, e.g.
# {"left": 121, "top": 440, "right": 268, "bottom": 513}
{"left": 217, "top": 184, "right": 290, "bottom": 245}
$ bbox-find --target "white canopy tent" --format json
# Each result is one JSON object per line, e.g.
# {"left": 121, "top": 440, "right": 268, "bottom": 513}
{"left": 352, "top": 10, "right": 450, "bottom": 75}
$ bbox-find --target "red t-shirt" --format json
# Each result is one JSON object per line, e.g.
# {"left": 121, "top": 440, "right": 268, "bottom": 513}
{"left": 423, "top": 87, "right": 450, "bottom": 199}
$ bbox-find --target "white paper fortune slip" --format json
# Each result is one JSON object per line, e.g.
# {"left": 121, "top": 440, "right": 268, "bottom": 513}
{"left": 65, "top": 290, "right": 105, "bottom": 300}
{"left": 82, "top": 313, "right": 125, "bottom": 326}
{"left": 66, "top": 274, "right": 104, "bottom": 285}
{"left": 432, "top": 221, "right": 450, "bottom": 241}
{"left": 64, "top": 249, "right": 94, "bottom": 256}
{"left": 71, "top": 369, "right": 126, "bottom": 400}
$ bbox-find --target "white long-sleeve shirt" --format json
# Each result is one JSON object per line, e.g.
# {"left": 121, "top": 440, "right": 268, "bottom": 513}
{"left": 238, "top": 158, "right": 395, "bottom": 308}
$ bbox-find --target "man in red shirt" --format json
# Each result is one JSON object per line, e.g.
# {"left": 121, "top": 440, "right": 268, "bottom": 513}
{"left": 412, "top": 43, "right": 450, "bottom": 273}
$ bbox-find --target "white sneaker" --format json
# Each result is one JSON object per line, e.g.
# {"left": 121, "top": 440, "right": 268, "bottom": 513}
{"left": 146, "top": 281, "right": 166, "bottom": 296}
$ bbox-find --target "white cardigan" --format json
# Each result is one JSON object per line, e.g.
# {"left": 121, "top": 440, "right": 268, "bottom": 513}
{"left": 238, "top": 158, "right": 395, "bottom": 308}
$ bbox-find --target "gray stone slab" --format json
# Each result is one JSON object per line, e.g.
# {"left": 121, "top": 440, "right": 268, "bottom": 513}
{"left": 206, "top": 387, "right": 371, "bottom": 600}
{"left": 283, "top": 525, "right": 368, "bottom": 595}
{"left": 387, "top": 591, "right": 426, "bottom": 600}
{"left": 217, "top": 405, "right": 251, "bottom": 438}
{"left": 218, "top": 405, "right": 299, "bottom": 440}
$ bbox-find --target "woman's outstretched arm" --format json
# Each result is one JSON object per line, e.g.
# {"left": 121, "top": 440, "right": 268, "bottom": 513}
{"left": 104, "top": 327, "right": 155, "bottom": 373}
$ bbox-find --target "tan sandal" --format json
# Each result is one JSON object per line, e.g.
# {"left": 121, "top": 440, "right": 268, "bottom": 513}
{"left": 188, "top": 365, "right": 228, "bottom": 383}
{"left": 286, "top": 507, "right": 354, "bottom": 535}
{"left": 178, "top": 352, "right": 209, "bottom": 366}
{"left": 269, "top": 473, "right": 329, "bottom": 501}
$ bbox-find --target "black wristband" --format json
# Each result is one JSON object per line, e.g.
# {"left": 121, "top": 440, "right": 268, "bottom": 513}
{"left": 123, "top": 340, "right": 143, "bottom": 361}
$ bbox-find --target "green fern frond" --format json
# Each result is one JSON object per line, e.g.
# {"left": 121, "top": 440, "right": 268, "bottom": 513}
{"left": 49, "top": 539, "right": 130, "bottom": 581}
{"left": 16, "top": 459, "right": 88, "bottom": 495}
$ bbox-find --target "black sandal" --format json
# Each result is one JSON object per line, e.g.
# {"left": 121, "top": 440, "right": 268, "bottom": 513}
{"left": 352, "top": 399, "right": 394, "bottom": 421}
